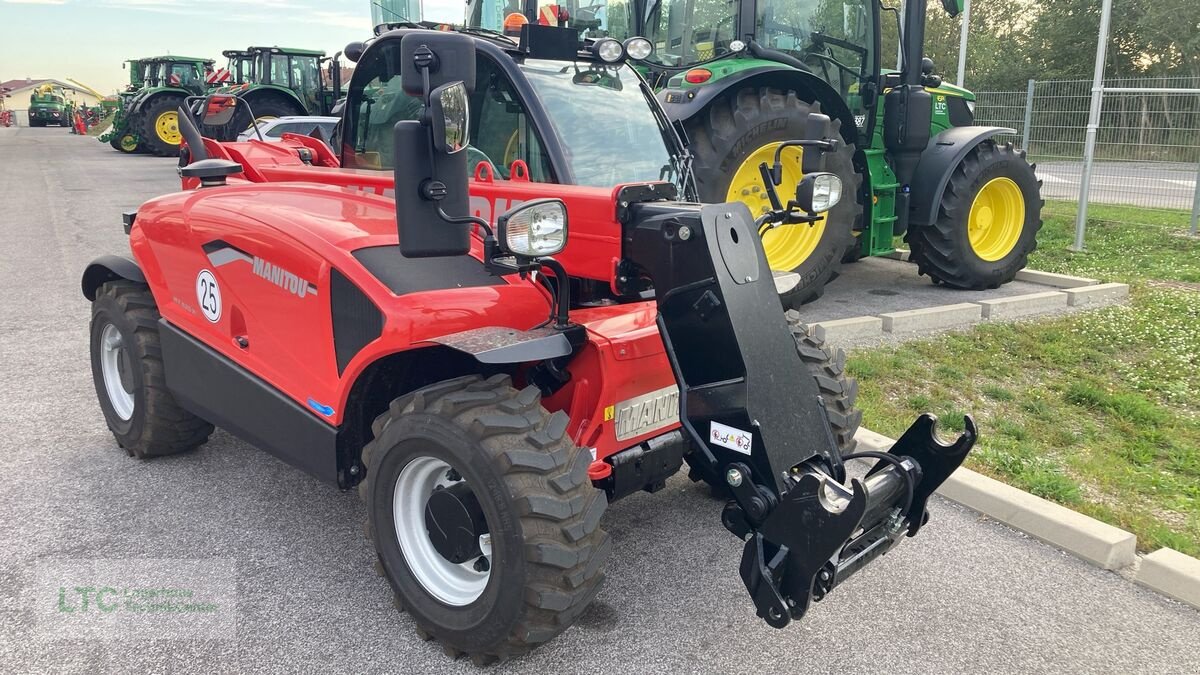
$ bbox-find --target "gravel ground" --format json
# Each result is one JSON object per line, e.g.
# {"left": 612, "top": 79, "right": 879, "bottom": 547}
{"left": 2, "top": 126, "right": 1198, "bottom": 674}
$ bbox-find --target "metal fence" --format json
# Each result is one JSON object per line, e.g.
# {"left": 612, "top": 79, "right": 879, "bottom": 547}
{"left": 974, "top": 77, "right": 1200, "bottom": 231}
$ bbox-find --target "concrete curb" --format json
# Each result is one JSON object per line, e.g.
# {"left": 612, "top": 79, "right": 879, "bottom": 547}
{"left": 1064, "top": 282, "right": 1130, "bottom": 307}
{"left": 852, "top": 427, "right": 1137, "bottom": 570}
{"left": 881, "top": 302, "right": 982, "bottom": 334}
{"left": 1136, "top": 548, "right": 1200, "bottom": 610}
{"left": 811, "top": 316, "right": 883, "bottom": 343}
{"left": 1014, "top": 269, "right": 1100, "bottom": 288}
{"left": 977, "top": 290, "right": 1068, "bottom": 319}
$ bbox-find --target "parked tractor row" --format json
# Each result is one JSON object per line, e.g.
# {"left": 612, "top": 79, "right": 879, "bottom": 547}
{"left": 81, "top": 0, "right": 1026, "bottom": 661}
{"left": 97, "top": 47, "right": 344, "bottom": 156}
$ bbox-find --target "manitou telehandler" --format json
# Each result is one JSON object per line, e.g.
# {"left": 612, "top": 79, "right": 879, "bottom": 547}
{"left": 84, "top": 28, "right": 975, "bottom": 664}
{"left": 467, "top": 0, "right": 1043, "bottom": 305}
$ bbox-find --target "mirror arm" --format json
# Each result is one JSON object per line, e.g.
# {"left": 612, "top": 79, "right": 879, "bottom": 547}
{"left": 757, "top": 162, "right": 785, "bottom": 211}
{"left": 534, "top": 257, "right": 571, "bottom": 329}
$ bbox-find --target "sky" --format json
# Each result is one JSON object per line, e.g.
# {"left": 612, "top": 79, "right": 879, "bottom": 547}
{"left": 0, "top": 0, "right": 464, "bottom": 95}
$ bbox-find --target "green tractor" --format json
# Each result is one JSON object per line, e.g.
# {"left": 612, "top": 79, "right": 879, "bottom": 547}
{"left": 99, "top": 59, "right": 151, "bottom": 153}
{"left": 219, "top": 46, "right": 344, "bottom": 121}
{"left": 121, "top": 56, "right": 215, "bottom": 156}
{"left": 468, "top": 0, "right": 1041, "bottom": 305}
{"left": 28, "top": 83, "right": 70, "bottom": 127}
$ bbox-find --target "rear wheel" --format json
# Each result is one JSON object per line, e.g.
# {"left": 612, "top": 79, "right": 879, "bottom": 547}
{"left": 685, "top": 310, "right": 861, "bottom": 490}
{"left": 89, "top": 281, "right": 213, "bottom": 458}
{"left": 906, "top": 141, "right": 1043, "bottom": 289}
{"left": 361, "top": 374, "right": 609, "bottom": 664}
{"left": 138, "top": 95, "right": 186, "bottom": 157}
{"left": 686, "top": 87, "right": 861, "bottom": 307}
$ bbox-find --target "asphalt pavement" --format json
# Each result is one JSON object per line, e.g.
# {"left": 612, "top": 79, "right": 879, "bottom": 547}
{"left": 1035, "top": 160, "right": 1197, "bottom": 210}
{"left": 2, "top": 126, "right": 1198, "bottom": 674}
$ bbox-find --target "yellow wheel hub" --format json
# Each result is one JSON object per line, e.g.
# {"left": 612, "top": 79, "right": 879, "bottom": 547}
{"left": 119, "top": 134, "right": 138, "bottom": 153}
{"left": 968, "top": 177, "right": 1025, "bottom": 261}
{"left": 726, "top": 142, "right": 826, "bottom": 272}
{"left": 155, "top": 111, "right": 181, "bottom": 145}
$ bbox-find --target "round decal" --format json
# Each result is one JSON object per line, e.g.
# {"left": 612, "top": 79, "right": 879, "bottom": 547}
{"left": 195, "top": 269, "right": 222, "bottom": 323}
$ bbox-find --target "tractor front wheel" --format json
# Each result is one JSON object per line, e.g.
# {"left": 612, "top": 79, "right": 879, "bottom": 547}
{"left": 685, "top": 87, "right": 861, "bottom": 307}
{"left": 138, "top": 95, "right": 186, "bottom": 157}
{"left": 685, "top": 310, "right": 861, "bottom": 491}
{"left": 89, "top": 281, "right": 214, "bottom": 458}
{"left": 361, "top": 374, "right": 610, "bottom": 664}
{"left": 906, "top": 141, "right": 1043, "bottom": 289}
{"left": 110, "top": 132, "right": 138, "bottom": 153}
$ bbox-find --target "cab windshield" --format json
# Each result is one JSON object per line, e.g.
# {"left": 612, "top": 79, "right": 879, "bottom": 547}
{"left": 466, "top": 0, "right": 635, "bottom": 40}
{"left": 520, "top": 59, "right": 675, "bottom": 187}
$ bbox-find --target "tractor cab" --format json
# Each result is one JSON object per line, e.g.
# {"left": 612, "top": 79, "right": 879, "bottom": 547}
{"left": 337, "top": 25, "right": 688, "bottom": 193}
{"left": 218, "top": 50, "right": 256, "bottom": 86}
{"left": 224, "top": 46, "right": 344, "bottom": 118}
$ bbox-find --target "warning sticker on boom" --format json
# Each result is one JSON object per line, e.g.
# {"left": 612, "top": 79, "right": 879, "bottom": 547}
{"left": 710, "top": 421, "right": 753, "bottom": 455}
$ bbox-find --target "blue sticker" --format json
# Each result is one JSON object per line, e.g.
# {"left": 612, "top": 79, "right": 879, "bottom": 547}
{"left": 307, "top": 398, "right": 335, "bottom": 417}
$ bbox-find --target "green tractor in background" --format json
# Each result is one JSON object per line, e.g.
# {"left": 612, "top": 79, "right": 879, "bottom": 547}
{"left": 469, "top": 0, "right": 1041, "bottom": 305}
{"left": 99, "top": 59, "right": 150, "bottom": 153}
{"left": 121, "top": 56, "right": 215, "bottom": 156}
{"left": 28, "top": 83, "right": 71, "bottom": 127}
{"left": 218, "top": 46, "right": 344, "bottom": 122}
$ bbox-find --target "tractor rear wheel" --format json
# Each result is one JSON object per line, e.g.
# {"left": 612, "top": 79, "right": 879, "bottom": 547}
{"left": 685, "top": 87, "right": 861, "bottom": 307}
{"left": 89, "top": 281, "right": 214, "bottom": 458}
{"left": 685, "top": 310, "right": 861, "bottom": 491}
{"left": 138, "top": 95, "right": 186, "bottom": 157}
{"left": 361, "top": 374, "right": 609, "bottom": 664}
{"left": 906, "top": 141, "right": 1043, "bottom": 289}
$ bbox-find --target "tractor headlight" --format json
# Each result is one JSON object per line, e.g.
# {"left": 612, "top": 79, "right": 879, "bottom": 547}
{"left": 498, "top": 199, "right": 568, "bottom": 258}
{"left": 624, "top": 37, "right": 653, "bottom": 61}
{"left": 795, "top": 173, "right": 843, "bottom": 214}
{"left": 592, "top": 38, "right": 625, "bottom": 63}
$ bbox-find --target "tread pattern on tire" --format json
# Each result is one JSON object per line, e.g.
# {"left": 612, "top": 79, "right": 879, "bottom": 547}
{"left": 906, "top": 140, "right": 1045, "bottom": 289}
{"left": 685, "top": 312, "right": 861, "bottom": 488}
{"left": 95, "top": 281, "right": 213, "bottom": 457}
{"left": 687, "top": 87, "right": 863, "bottom": 306}
{"left": 359, "top": 374, "right": 609, "bottom": 664}
{"left": 136, "top": 94, "right": 185, "bottom": 157}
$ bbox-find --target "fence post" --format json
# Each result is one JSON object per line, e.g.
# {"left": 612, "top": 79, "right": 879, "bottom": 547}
{"left": 1191, "top": 159, "right": 1200, "bottom": 236}
{"left": 1021, "top": 79, "right": 1035, "bottom": 150}
{"left": 1073, "top": 0, "right": 1114, "bottom": 252}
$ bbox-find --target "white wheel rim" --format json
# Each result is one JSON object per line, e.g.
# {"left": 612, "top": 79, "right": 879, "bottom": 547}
{"left": 99, "top": 323, "right": 135, "bottom": 421}
{"left": 393, "top": 456, "right": 492, "bottom": 606}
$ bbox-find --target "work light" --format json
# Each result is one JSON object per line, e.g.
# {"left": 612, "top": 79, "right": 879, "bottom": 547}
{"left": 498, "top": 199, "right": 568, "bottom": 257}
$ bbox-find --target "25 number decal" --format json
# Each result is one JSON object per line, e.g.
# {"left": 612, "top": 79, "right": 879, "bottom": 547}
{"left": 195, "top": 269, "right": 222, "bottom": 323}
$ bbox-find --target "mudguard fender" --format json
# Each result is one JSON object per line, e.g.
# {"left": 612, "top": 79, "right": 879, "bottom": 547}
{"left": 81, "top": 255, "right": 145, "bottom": 300}
{"left": 907, "top": 126, "right": 1016, "bottom": 229}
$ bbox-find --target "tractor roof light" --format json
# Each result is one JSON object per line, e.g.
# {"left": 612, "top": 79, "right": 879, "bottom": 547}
{"left": 623, "top": 37, "right": 653, "bottom": 61}
{"left": 592, "top": 38, "right": 625, "bottom": 64}
{"left": 684, "top": 68, "right": 712, "bottom": 84}
{"left": 796, "top": 172, "right": 843, "bottom": 214}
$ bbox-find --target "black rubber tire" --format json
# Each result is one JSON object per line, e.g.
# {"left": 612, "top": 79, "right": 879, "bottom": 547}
{"left": 360, "top": 374, "right": 610, "bottom": 665}
{"left": 137, "top": 94, "right": 186, "bottom": 157}
{"left": 684, "top": 309, "right": 861, "bottom": 491}
{"left": 685, "top": 87, "right": 862, "bottom": 307}
{"left": 906, "top": 141, "right": 1043, "bottom": 289}
{"left": 89, "top": 281, "right": 214, "bottom": 458}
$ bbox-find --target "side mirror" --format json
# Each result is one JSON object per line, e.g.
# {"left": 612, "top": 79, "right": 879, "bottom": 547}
{"left": 202, "top": 94, "right": 239, "bottom": 126}
{"left": 344, "top": 41, "right": 366, "bottom": 63}
{"left": 496, "top": 199, "right": 568, "bottom": 258}
{"left": 429, "top": 81, "right": 469, "bottom": 154}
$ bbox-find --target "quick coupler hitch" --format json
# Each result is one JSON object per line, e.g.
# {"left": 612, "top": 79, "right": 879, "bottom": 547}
{"left": 721, "top": 413, "right": 976, "bottom": 628}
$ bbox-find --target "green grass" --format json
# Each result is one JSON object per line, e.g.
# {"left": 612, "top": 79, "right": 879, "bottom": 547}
{"left": 853, "top": 203, "right": 1200, "bottom": 555}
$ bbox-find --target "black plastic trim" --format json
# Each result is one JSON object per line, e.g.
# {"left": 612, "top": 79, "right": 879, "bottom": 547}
{"left": 351, "top": 245, "right": 503, "bottom": 296}
{"left": 908, "top": 126, "right": 1015, "bottom": 227}
{"left": 331, "top": 268, "right": 383, "bottom": 375}
{"left": 159, "top": 320, "right": 339, "bottom": 484}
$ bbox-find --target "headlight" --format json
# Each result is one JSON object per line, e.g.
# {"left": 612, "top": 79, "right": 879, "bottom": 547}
{"left": 592, "top": 38, "right": 624, "bottom": 64}
{"left": 795, "top": 172, "right": 843, "bottom": 214}
{"left": 498, "top": 199, "right": 568, "bottom": 257}
{"left": 624, "top": 37, "right": 653, "bottom": 61}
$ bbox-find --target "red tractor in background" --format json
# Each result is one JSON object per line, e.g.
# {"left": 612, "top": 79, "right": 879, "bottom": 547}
{"left": 84, "top": 27, "right": 975, "bottom": 664}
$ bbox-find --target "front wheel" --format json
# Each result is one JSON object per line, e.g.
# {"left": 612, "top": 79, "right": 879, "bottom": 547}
{"left": 137, "top": 95, "right": 186, "bottom": 157}
{"left": 361, "top": 374, "right": 610, "bottom": 664}
{"left": 89, "top": 281, "right": 213, "bottom": 457}
{"left": 906, "top": 141, "right": 1043, "bottom": 289}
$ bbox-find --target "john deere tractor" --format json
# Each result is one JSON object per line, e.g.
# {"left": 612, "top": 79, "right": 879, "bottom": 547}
{"left": 121, "top": 56, "right": 215, "bottom": 156}
{"left": 99, "top": 59, "right": 150, "bottom": 153}
{"left": 219, "top": 46, "right": 344, "bottom": 121}
{"left": 468, "top": 0, "right": 1042, "bottom": 305}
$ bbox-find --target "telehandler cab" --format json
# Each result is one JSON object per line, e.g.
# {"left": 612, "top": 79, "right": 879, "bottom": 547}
{"left": 84, "top": 28, "right": 975, "bottom": 664}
